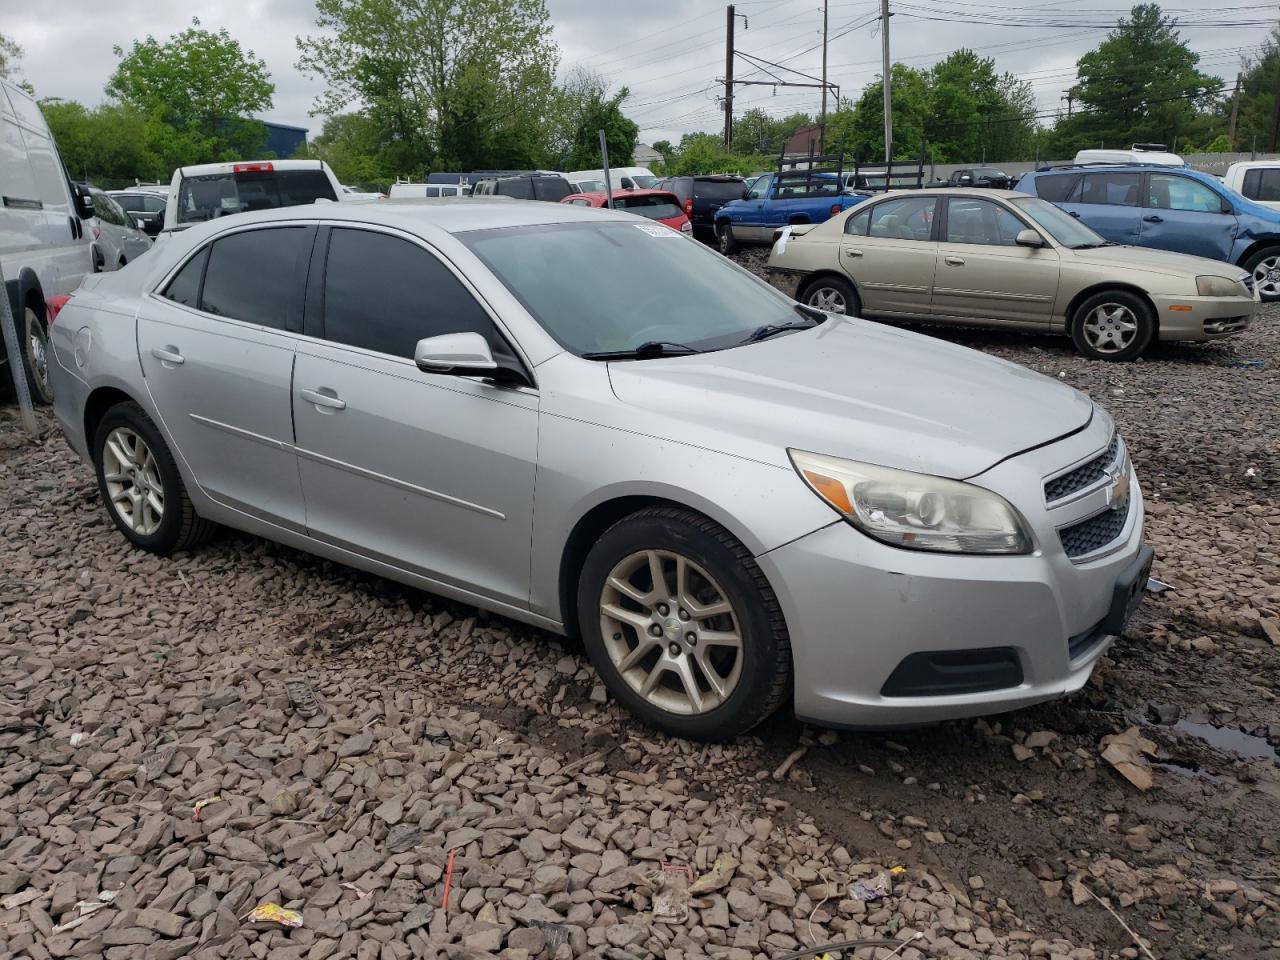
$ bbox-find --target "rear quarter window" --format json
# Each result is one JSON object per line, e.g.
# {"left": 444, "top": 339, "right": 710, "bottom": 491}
{"left": 198, "top": 226, "right": 310, "bottom": 330}
{"left": 1242, "top": 168, "right": 1280, "bottom": 202}
{"left": 1033, "top": 173, "right": 1081, "bottom": 203}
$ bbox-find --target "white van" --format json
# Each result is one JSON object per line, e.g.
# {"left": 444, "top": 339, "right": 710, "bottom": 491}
{"left": 1222, "top": 160, "right": 1280, "bottom": 210}
{"left": 161, "top": 159, "right": 344, "bottom": 235}
{"left": 1, "top": 77, "right": 94, "bottom": 403}
{"left": 387, "top": 182, "right": 464, "bottom": 199}
{"left": 566, "top": 166, "right": 659, "bottom": 191}
{"left": 1072, "top": 144, "right": 1186, "bottom": 167}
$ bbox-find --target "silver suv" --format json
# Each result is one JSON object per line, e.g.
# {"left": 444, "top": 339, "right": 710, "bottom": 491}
{"left": 47, "top": 200, "right": 1151, "bottom": 740}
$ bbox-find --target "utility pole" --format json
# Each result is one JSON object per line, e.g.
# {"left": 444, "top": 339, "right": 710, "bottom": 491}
{"left": 820, "top": 0, "right": 829, "bottom": 152}
{"left": 1061, "top": 89, "right": 1074, "bottom": 118}
{"left": 880, "top": 0, "right": 891, "bottom": 162}
{"left": 724, "top": 4, "right": 736, "bottom": 151}
{"left": 1227, "top": 71, "right": 1243, "bottom": 147}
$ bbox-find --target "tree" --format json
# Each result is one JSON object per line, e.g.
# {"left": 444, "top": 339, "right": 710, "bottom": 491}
{"left": 293, "top": 112, "right": 391, "bottom": 184}
{"left": 1047, "top": 4, "right": 1222, "bottom": 155}
{"left": 0, "top": 32, "right": 21, "bottom": 80}
{"left": 925, "top": 50, "right": 1037, "bottom": 162}
{"left": 41, "top": 100, "right": 169, "bottom": 182}
{"left": 841, "top": 64, "right": 932, "bottom": 162}
{"left": 108, "top": 19, "right": 274, "bottom": 161}
{"left": 298, "top": 0, "right": 559, "bottom": 174}
{"left": 1232, "top": 24, "right": 1280, "bottom": 151}
{"left": 565, "top": 85, "right": 637, "bottom": 169}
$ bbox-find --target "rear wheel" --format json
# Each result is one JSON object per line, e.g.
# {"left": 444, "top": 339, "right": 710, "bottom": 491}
{"left": 1243, "top": 246, "right": 1280, "bottom": 301}
{"left": 802, "top": 275, "right": 860, "bottom": 316}
{"left": 1069, "top": 290, "right": 1155, "bottom": 361}
{"left": 717, "top": 222, "right": 740, "bottom": 255}
{"left": 93, "top": 402, "right": 215, "bottom": 554}
{"left": 20, "top": 305, "right": 53, "bottom": 405}
{"left": 577, "top": 507, "right": 791, "bottom": 741}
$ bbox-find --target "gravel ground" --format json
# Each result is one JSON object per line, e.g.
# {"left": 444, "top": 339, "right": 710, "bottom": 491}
{"left": 0, "top": 276, "right": 1277, "bottom": 960}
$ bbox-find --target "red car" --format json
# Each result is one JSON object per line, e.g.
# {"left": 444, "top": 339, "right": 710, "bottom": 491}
{"left": 560, "top": 189, "right": 692, "bottom": 234}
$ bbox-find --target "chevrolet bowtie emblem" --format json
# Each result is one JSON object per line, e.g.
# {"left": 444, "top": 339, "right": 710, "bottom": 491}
{"left": 1105, "top": 465, "right": 1130, "bottom": 510}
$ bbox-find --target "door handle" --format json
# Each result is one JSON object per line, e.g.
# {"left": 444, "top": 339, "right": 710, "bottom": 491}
{"left": 844, "top": 248, "right": 863, "bottom": 258}
{"left": 301, "top": 388, "right": 346, "bottom": 411}
{"left": 945, "top": 256, "right": 965, "bottom": 266}
{"left": 1143, "top": 214, "right": 1163, "bottom": 223}
{"left": 150, "top": 346, "right": 184, "bottom": 366}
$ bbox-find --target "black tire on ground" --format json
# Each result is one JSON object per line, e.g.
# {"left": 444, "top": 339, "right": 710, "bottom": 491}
{"left": 800, "top": 275, "right": 860, "bottom": 316}
{"left": 717, "top": 222, "right": 740, "bottom": 255}
{"left": 1242, "top": 246, "right": 1280, "bottom": 302}
{"left": 20, "top": 305, "right": 54, "bottom": 405}
{"left": 1068, "top": 289, "right": 1155, "bottom": 362}
{"left": 576, "top": 506, "right": 792, "bottom": 741}
{"left": 93, "top": 401, "right": 216, "bottom": 555}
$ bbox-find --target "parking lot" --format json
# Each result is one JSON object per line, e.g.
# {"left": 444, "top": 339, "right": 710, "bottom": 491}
{"left": 1, "top": 281, "right": 1275, "bottom": 960}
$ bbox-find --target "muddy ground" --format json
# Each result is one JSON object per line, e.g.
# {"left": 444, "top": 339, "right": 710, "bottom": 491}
{"left": 0, "top": 281, "right": 1276, "bottom": 960}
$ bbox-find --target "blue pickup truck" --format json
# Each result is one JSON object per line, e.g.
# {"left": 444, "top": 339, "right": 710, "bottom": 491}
{"left": 715, "top": 172, "right": 866, "bottom": 254}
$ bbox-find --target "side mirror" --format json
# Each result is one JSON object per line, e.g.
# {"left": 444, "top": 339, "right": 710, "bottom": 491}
{"left": 958, "top": 175, "right": 972, "bottom": 185}
{"left": 1015, "top": 228, "right": 1045, "bottom": 248}
{"left": 142, "top": 217, "right": 163, "bottom": 237}
{"left": 72, "top": 183, "right": 95, "bottom": 219}
{"left": 415, "top": 332, "right": 496, "bottom": 375}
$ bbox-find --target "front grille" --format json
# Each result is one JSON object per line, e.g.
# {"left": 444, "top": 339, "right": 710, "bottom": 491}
{"left": 1044, "top": 434, "right": 1120, "bottom": 503}
{"left": 1059, "top": 494, "right": 1130, "bottom": 559}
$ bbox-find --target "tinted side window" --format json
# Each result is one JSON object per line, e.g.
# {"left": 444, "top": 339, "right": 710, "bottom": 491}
{"left": 91, "top": 192, "right": 122, "bottom": 226}
{"left": 143, "top": 195, "right": 168, "bottom": 213}
{"left": 200, "top": 227, "right": 309, "bottom": 330}
{"left": 1244, "top": 168, "right": 1280, "bottom": 201}
{"left": 845, "top": 206, "right": 870, "bottom": 236}
{"left": 944, "top": 198, "right": 1025, "bottom": 245}
{"left": 1079, "top": 172, "right": 1140, "bottom": 206}
{"left": 323, "top": 228, "right": 495, "bottom": 359}
{"left": 868, "top": 197, "right": 937, "bottom": 241}
{"left": 533, "top": 178, "right": 571, "bottom": 202}
{"left": 162, "top": 247, "right": 208, "bottom": 308}
{"left": 1034, "top": 173, "right": 1081, "bottom": 203}
{"left": 498, "top": 178, "right": 534, "bottom": 200}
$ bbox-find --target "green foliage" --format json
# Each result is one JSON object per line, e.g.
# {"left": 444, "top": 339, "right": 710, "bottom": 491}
{"left": 732, "top": 109, "right": 815, "bottom": 156}
{"left": 661, "top": 132, "right": 770, "bottom": 176}
{"left": 41, "top": 100, "right": 172, "bottom": 182}
{"left": 0, "top": 32, "right": 21, "bottom": 80}
{"left": 1232, "top": 25, "right": 1280, "bottom": 151}
{"left": 1045, "top": 4, "right": 1223, "bottom": 155}
{"left": 565, "top": 83, "right": 637, "bottom": 169}
{"left": 108, "top": 18, "right": 275, "bottom": 161}
{"left": 297, "top": 0, "right": 560, "bottom": 176}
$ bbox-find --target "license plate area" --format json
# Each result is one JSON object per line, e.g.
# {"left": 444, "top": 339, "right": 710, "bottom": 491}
{"left": 1101, "top": 544, "right": 1155, "bottom": 636}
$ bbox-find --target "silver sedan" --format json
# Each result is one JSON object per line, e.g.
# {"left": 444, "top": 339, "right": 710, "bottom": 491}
{"left": 48, "top": 200, "right": 1151, "bottom": 740}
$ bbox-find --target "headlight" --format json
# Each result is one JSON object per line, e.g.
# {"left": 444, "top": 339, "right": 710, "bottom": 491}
{"left": 1196, "top": 275, "right": 1242, "bottom": 297}
{"left": 789, "top": 450, "right": 1033, "bottom": 554}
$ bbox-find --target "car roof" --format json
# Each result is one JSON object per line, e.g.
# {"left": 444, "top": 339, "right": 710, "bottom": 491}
{"left": 175, "top": 196, "right": 646, "bottom": 235}
{"left": 568, "top": 189, "right": 678, "bottom": 201}
{"left": 862, "top": 187, "right": 1025, "bottom": 200}
{"left": 177, "top": 159, "right": 325, "bottom": 176}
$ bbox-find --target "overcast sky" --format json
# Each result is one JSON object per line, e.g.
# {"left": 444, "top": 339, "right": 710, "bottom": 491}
{"left": 7, "top": 0, "right": 1269, "bottom": 146}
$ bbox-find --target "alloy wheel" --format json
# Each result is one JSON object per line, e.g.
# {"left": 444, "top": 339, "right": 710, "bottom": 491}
{"left": 26, "top": 314, "right": 49, "bottom": 392}
{"left": 1082, "top": 302, "right": 1138, "bottom": 354}
{"left": 598, "top": 549, "right": 744, "bottom": 716}
{"left": 1252, "top": 255, "right": 1280, "bottom": 298}
{"left": 807, "top": 286, "right": 848, "bottom": 314}
{"left": 101, "top": 427, "right": 165, "bottom": 536}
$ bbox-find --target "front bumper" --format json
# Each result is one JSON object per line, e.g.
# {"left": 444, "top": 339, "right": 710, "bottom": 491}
{"left": 1149, "top": 292, "right": 1257, "bottom": 341}
{"left": 758, "top": 415, "right": 1148, "bottom": 728}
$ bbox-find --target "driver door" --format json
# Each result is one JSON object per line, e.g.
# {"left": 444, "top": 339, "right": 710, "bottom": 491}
{"left": 291, "top": 225, "right": 538, "bottom": 610}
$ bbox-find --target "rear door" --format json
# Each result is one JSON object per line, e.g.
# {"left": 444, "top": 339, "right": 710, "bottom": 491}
{"left": 933, "top": 196, "right": 1059, "bottom": 326}
{"left": 291, "top": 225, "right": 538, "bottom": 609}
{"left": 1058, "top": 171, "right": 1143, "bottom": 245}
{"left": 1138, "top": 172, "right": 1237, "bottom": 262}
{"left": 840, "top": 195, "right": 939, "bottom": 317}
{"left": 136, "top": 224, "right": 312, "bottom": 530}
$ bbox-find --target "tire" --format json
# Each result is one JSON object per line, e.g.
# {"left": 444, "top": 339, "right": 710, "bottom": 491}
{"left": 19, "top": 305, "right": 54, "bottom": 405}
{"left": 717, "top": 222, "right": 740, "bottom": 256}
{"left": 1069, "top": 289, "right": 1155, "bottom": 362}
{"left": 93, "top": 401, "right": 215, "bottom": 554}
{"left": 577, "top": 506, "right": 791, "bottom": 741}
{"left": 1243, "top": 246, "right": 1280, "bottom": 302}
{"left": 801, "top": 275, "right": 860, "bottom": 316}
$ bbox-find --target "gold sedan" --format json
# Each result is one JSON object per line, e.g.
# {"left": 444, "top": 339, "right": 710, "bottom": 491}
{"left": 765, "top": 188, "right": 1258, "bottom": 360}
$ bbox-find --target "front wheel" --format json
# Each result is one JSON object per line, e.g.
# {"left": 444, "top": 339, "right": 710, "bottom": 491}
{"left": 1069, "top": 290, "right": 1154, "bottom": 362}
{"left": 1243, "top": 246, "right": 1280, "bottom": 302}
{"left": 802, "top": 275, "right": 860, "bottom": 316}
{"left": 717, "top": 222, "right": 740, "bottom": 255}
{"left": 577, "top": 507, "right": 791, "bottom": 741}
{"left": 93, "top": 402, "right": 215, "bottom": 554}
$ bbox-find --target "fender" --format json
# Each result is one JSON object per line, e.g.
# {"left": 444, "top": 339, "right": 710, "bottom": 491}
{"left": 1, "top": 267, "right": 45, "bottom": 366}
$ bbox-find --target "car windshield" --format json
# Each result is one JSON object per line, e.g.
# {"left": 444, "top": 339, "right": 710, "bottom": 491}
{"left": 460, "top": 221, "right": 807, "bottom": 357}
{"left": 973, "top": 168, "right": 1006, "bottom": 179}
{"left": 575, "top": 180, "right": 605, "bottom": 192}
{"left": 694, "top": 179, "right": 745, "bottom": 200}
{"left": 1009, "top": 196, "right": 1108, "bottom": 248}
{"left": 611, "top": 195, "right": 683, "bottom": 220}
{"left": 629, "top": 175, "right": 659, "bottom": 188}
{"left": 175, "top": 169, "right": 338, "bottom": 224}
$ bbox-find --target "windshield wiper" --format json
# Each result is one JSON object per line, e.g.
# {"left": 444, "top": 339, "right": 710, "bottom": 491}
{"left": 581, "top": 340, "right": 701, "bottom": 361}
{"left": 1072, "top": 241, "right": 1115, "bottom": 249}
{"left": 740, "top": 307, "right": 823, "bottom": 345}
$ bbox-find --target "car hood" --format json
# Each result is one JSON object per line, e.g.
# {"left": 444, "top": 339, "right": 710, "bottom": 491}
{"left": 606, "top": 317, "right": 1094, "bottom": 480}
{"left": 1064, "top": 243, "right": 1244, "bottom": 279}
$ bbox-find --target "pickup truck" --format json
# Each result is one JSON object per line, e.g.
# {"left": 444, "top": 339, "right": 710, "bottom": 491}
{"left": 714, "top": 172, "right": 866, "bottom": 254}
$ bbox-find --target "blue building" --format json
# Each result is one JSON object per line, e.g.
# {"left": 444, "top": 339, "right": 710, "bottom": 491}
{"left": 263, "top": 121, "right": 308, "bottom": 159}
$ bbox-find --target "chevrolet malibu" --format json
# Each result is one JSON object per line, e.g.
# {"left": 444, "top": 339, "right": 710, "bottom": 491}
{"left": 48, "top": 200, "right": 1152, "bottom": 740}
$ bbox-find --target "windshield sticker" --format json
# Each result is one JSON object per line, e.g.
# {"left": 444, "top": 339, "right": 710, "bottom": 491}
{"left": 633, "top": 223, "right": 678, "bottom": 238}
